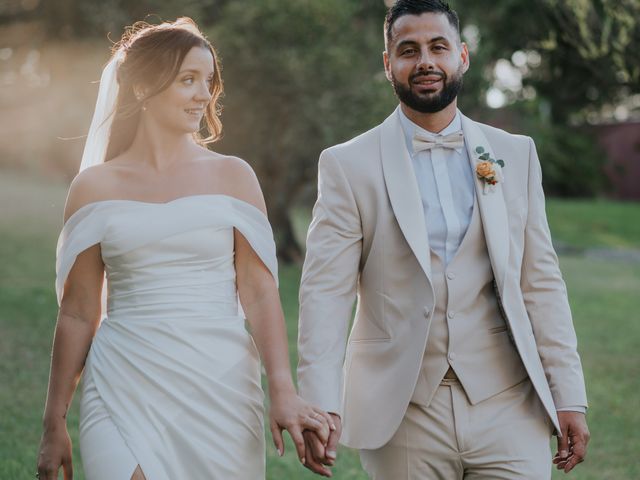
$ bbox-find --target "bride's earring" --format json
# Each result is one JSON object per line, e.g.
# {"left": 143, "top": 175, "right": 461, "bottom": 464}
{"left": 135, "top": 91, "right": 147, "bottom": 111}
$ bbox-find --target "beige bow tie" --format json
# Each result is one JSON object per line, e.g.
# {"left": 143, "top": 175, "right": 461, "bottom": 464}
{"left": 412, "top": 130, "right": 465, "bottom": 153}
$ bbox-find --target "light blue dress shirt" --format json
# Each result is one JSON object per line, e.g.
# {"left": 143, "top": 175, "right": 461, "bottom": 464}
{"left": 398, "top": 108, "right": 475, "bottom": 265}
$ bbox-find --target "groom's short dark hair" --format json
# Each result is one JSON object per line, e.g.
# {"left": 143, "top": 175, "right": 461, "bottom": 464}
{"left": 384, "top": 0, "right": 460, "bottom": 48}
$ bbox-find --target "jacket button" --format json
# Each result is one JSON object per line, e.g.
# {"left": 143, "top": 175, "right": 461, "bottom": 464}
{"left": 424, "top": 307, "right": 431, "bottom": 317}
{"left": 448, "top": 352, "right": 456, "bottom": 361}
{"left": 448, "top": 311, "right": 456, "bottom": 319}
{"left": 447, "top": 272, "right": 456, "bottom": 280}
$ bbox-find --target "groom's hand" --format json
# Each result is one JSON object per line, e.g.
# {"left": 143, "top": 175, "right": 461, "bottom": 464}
{"left": 302, "top": 413, "right": 342, "bottom": 477}
{"left": 553, "top": 411, "right": 590, "bottom": 473}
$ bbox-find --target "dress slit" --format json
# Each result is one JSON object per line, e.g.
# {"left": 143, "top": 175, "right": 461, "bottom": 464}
{"left": 79, "top": 372, "right": 140, "bottom": 480}
{"left": 130, "top": 465, "right": 147, "bottom": 480}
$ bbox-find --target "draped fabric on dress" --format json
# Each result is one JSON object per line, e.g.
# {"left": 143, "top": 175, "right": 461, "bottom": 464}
{"left": 55, "top": 195, "right": 278, "bottom": 480}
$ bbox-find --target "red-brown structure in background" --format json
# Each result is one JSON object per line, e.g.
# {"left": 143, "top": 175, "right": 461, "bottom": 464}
{"left": 592, "top": 122, "right": 640, "bottom": 200}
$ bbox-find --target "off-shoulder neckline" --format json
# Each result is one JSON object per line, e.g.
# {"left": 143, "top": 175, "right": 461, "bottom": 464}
{"left": 63, "top": 194, "right": 266, "bottom": 227}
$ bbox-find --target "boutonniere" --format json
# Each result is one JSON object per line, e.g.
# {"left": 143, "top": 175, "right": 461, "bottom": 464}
{"left": 474, "top": 146, "right": 505, "bottom": 194}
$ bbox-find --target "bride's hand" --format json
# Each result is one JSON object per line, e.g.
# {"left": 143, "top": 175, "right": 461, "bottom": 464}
{"left": 268, "top": 392, "right": 335, "bottom": 465}
{"left": 37, "top": 423, "right": 73, "bottom": 480}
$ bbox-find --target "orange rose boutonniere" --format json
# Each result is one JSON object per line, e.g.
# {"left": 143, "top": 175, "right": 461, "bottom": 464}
{"left": 474, "top": 146, "right": 505, "bottom": 194}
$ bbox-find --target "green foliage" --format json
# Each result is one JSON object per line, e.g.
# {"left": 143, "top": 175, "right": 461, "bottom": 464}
{"left": 451, "top": 0, "right": 640, "bottom": 197}
{"left": 496, "top": 100, "right": 609, "bottom": 197}
{"left": 211, "top": 0, "right": 395, "bottom": 258}
{"left": 39, "top": 0, "right": 227, "bottom": 39}
{"left": 454, "top": 0, "right": 640, "bottom": 123}
{"left": 533, "top": 122, "right": 608, "bottom": 197}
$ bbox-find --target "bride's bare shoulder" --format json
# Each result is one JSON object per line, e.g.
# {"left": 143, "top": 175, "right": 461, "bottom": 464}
{"left": 63, "top": 162, "right": 121, "bottom": 221}
{"left": 197, "top": 149, "right": 253, "bottom": 175}
{"left": 199, "top": 151, "right": 266, "bottom": 214}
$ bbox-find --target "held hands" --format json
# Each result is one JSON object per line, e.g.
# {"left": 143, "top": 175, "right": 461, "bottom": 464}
{"left": 553, "top": 411, "right": 590, "bottom": 473}
{"left": 302, "top": 413, "right": 342, "bottom": 478}
{"left": 269, "top": 391, "right": 335, "bottom": 468}
{"left": 37, "top": 423, "right": 73, "bottom": 480}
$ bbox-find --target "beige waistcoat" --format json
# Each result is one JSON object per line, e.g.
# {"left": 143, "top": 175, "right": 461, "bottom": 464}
{"left": 411, "top": 199, "right": 527, "bottom": 407}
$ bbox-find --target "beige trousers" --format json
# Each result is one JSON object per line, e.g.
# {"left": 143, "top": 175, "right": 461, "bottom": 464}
{"left": 360, "top": 378, "right": 553, "bottom": 479}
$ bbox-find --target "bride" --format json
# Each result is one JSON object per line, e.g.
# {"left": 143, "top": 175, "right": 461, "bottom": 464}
{"left": 36, "top": 17, "right": 332, "bottom": 480}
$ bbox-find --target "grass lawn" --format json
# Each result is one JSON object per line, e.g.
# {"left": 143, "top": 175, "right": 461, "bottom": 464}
{"left": 545, "top": 198, "right": 640, "bottom": 250}
{"left": 1, "top": 172, "right": 639, "bottom": 479}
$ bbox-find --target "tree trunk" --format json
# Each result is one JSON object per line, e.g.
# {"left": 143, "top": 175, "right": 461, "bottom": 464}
{"left": 269, "top": 203, "right": 304, "bottom": 264}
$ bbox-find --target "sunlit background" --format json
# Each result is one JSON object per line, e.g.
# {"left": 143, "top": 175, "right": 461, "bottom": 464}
{"left": 1, "top": 1, "right": 639, "bottom": 479}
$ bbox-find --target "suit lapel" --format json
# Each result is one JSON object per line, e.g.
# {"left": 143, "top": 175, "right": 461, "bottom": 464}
{"left": 461, "top": 113, "right": 509, "bottom": 294}
{"left": 380, "top": 107, "right": 432, "bottom": 280}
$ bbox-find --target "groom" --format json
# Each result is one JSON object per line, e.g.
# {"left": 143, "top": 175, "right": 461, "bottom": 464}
{"left": 297, "top": 1, "right": 589, "bottom": 478}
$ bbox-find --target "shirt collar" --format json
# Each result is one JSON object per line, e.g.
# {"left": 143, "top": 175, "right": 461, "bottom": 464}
{"left": 398, "top": 106, "right": 464, "bottom": 155}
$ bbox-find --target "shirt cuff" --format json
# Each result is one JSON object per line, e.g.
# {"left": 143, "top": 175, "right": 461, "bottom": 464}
{"left": 557, "top": 406, "right": 587, "bottom": 414}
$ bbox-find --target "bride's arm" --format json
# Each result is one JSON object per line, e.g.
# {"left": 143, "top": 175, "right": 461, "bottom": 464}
{"left": 229, "top": 158, "right": 334, "bottom": 466}
{"left": 37, "top": 181, "right": 105, "bottom": 480}
{"left": 236, "top": 231, "right": 333, "bottom": 459}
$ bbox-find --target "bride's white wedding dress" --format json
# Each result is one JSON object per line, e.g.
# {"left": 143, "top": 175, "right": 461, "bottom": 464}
{"left": 55, "top": 195, "right": 278, "bottom": 480}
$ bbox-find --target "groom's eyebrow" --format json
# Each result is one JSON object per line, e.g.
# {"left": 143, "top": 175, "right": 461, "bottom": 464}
{"left": 395, "top": 39, "right": 419, "bottom": 50}
{"left": 395, "top": 35, "right": 450, "bottom": 50}
{"left": 428, "top": 36, "right": 449, "bottom": 45}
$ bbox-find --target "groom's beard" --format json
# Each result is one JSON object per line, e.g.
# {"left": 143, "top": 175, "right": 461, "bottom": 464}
{"left": 391, "top": 65, "right": 464, "bottom": 113}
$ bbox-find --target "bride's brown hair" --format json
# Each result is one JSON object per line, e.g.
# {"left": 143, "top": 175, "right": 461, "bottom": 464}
{"left": 104, "top": 17, "right": 223, "bottom": 162}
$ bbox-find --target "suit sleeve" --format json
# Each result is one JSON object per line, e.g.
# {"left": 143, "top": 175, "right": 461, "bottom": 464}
{"left": 297, "top": 148, "right": 363, "bottom": 416}
{"left": 521, "top": 137, "right": 588, "bottom": 410}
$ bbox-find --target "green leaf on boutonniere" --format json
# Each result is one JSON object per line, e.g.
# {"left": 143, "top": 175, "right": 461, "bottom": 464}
{"left": 479, "top": 153, "right": 490, "bottom": 160}
{"left": 497, "top": 159, "right": 505, "bottom": 168}
{"left": 475, "top": 146, "right": 485, "bottom": 154}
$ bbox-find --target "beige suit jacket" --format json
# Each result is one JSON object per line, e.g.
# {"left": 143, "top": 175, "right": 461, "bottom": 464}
{"left": 297, "top": 107, "right": 587, "bottom": 449}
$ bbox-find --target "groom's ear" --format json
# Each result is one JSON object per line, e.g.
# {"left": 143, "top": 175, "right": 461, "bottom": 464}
{"left": 460, "top": 42, "right": 470, "bottom": 74}
{"left": 383, "top": 51, "right": 393, "bottom": 83}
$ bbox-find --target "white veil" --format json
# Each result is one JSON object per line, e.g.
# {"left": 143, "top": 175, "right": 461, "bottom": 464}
{"left": 78, "top": 49, "right": 125, "bottom": 172}
{"left": 70, "top": 49, "right": 124, "bottom": 316}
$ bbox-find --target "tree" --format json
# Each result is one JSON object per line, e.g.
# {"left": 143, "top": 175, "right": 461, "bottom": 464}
{"left": 212, "top": 0, "right": 394, "bottom": 261}
{"left": 37, "top": 0, "right": 229, "bottom": 39}
{"left": 454, "top": 0, "right": 640, "bottom": 124}
{"left": 450, "top": 0, "right": 640, "bottom": 196}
